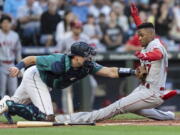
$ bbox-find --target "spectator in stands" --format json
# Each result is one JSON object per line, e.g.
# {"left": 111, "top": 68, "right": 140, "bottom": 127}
{"left": 112, "top": 1, "right": 129, "bottom": 42}
{"left": 155, "top": 1, "right": 173, "bottom": 38}
{"left": 98, "top": 13, "right": 107, "bottom": 34}
{"left": 83, "top": 14, "right": 106, "bottom": 52}
{"left": 104, "top": 0, "right": 112, "bottom": 7}
{"left": 103, "top": 11, "right": 123, "bottom": 51}
{"left": 57, "top": 20, "right": 90, "bottom": 53}
{"left": 112, "top": 1, "right": 129, "bottom": 34}
{"left": 169, "top": 1, "right": 180, "bottom": 43}
{"left": 138, "top": 0, "right": 150, "bottom": 12}
{"left": 57, "top": 0, "right": 71, "bottom": 17}
{"left": 69, "top": 0, "right": 92, "bottom": 23}
{"left": 97, "top": 13, "right": 107, "bottom": 46}
{"left": 56, "top": 11, "right": 77, "bottom": 43}
{"left": 4, "top": 0, "right": 26, "bottom": 19}
{"left": 0, "top": 0, "right": 4, "bottom": 21}
{"left": 147, "top": 3, "right": 158, "bottom": 24}
{"left": 0, "top": 0, "right": 4, "bottom": 13}
{"left": 17, "top": 0, "right": 43, "bottom": 45}
{"left": 40, "top": 0, "right": 61, "bottom": 47}
{"left": 88, "top": 0, "right": 111, "bottom": 19}
{"left": 34, "top": 0, "right": 48, "bottom": 12}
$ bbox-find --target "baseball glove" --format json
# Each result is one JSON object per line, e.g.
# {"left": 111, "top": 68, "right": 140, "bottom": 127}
{"left": 136, "top": 66, "right": 148, "bottom": 82}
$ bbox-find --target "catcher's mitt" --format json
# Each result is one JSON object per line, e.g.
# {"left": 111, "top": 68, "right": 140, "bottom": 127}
{"left": 136, "top": 66, "right": 148, "bottom": 82}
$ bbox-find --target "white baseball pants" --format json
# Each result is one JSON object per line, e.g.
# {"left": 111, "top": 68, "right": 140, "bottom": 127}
{"left": 11, "top": 66, "right": 54, "bottom": 115}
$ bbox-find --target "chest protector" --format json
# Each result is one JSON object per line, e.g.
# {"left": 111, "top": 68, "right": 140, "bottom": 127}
{"left": 53, "top": 58, "right": 94, "bottom": 89}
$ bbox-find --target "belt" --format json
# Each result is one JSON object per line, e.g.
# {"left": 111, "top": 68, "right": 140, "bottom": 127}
{"left": 142, "top": 82, "right": 165, "bottom": 91}
{"left": 1, "top": 61, "right": 13, "bottom": 64}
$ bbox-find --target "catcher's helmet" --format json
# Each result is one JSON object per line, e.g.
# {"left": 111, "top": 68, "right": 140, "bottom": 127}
{"left": 70, "top": 42, "right": 96, "bottom": 58}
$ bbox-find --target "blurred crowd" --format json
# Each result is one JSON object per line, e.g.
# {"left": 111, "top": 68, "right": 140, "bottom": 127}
{"left": 0, "top": 0, "right": 180, "bottom": 52}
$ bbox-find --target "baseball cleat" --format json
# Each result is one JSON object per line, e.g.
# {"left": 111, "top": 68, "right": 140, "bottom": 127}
{"left": 166, "top": 111, "right": 175, "bottom": 120}
{"left": 0, "top": 95, "right": 10, "bottom": 114}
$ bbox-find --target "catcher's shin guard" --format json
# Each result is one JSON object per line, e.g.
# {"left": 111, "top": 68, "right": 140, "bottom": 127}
{"left": 6, "top": 100, "right": 47, "bottom": 121}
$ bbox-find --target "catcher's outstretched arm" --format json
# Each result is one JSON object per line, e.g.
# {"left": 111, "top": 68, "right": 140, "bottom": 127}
{"left": 95, "top": 67, "right": 136, "bottom": 78}
{"left": 20, "top": 56, "right": 36, "bottom": 67}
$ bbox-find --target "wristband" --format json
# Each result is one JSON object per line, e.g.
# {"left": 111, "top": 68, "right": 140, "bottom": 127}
{"left": 118, "top": 68, "right": 136, "bottom": 77}
{"left": 15, "top": 61, "right": 25, "bottom": 70}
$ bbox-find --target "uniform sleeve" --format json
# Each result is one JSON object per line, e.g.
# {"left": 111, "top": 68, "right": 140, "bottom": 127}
{"left": 36, "top": 55, "right": 56, "bottom": 71}
{"left": 36, "top": 54, "right": 65, "bottom": 74}
{"left": 145, "top": 48, "right": 163, "bottom": 61}
{"left": 135, "top": 48, "right": 163, "bottom": 61}
{"left": 91, "top": 62, "right": 104, "bottom": 74}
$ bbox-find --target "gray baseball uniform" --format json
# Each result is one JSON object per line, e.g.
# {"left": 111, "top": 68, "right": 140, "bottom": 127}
{"left": 55, "top": 38, "right": 175, "bottom": 122}
{"left": 0, "top": 30, "right": 22, "bottom": 98}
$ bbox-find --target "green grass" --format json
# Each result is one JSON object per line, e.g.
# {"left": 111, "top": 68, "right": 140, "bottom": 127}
{"left": 1, "top": 113, "right": 180, "bottom": 135}
{"left": 0, "top": 113, "right": 146, "bottom": 123}
{"left": 1, "top": 126, "right": 180, "bottom": 135}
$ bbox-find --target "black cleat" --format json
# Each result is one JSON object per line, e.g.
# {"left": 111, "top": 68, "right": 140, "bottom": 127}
{"left": 3, "top": 112, "right": 13, "bottom": 124}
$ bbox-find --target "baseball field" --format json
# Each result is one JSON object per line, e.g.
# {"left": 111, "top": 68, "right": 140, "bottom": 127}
{"left": 1, "top": 113, "right": 180, "bottom": 135}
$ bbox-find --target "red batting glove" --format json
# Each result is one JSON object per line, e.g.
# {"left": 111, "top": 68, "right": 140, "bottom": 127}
{"left": 134, "top": 51, "right": 142, "bottom": 57}
{"left": 135, "top": 51, "right": 149, "bottom": 61}
{"left": 130, "top": 3, "right": 139, "bottom": 17}
{"left": 130, "top": 3, "right": 142, "bottom": 26}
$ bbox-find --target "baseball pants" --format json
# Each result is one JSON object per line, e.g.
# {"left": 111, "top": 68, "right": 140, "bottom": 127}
{"left": 11, "top": 66, "right": 54, "bottom": 115}
{"left": 55, "top": 85, "right": 174, "bottom": 123}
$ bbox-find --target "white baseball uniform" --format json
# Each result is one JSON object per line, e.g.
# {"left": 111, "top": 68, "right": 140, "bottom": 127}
{"left": 55, "top": 38, "right": 175, "bottom": 123}
{"left": 0, "top": 29, "right": 22, "bottom": 98}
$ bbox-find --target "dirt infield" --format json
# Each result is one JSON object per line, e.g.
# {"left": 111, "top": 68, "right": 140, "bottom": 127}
{"left": 0, "top": 123, "right": 16, "bottom": 128}
{"left": 1, "top": 119, "right": 180, "bottom": 128}
{"left": 97, "top": 119, "right": 180, "bottom": 126}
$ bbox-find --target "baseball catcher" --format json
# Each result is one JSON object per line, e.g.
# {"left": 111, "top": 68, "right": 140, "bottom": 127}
{"left": 0, "top": 41, "right": 145, "bottom": 122}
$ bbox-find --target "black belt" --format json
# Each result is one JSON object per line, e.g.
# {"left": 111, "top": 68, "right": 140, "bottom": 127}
{"left": 1, "top": 61, "right": 13, "bottom": 64}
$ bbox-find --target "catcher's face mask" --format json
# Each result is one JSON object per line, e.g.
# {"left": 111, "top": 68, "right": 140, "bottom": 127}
{"left": 84, "top": 47, "right": 96, "bottom": 62}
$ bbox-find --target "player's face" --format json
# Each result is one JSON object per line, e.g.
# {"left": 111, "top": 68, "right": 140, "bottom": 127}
{"left": 1, "top": 20, "right": 11, "bottom": 32}
{"left": 75, "top": 56, "right": 86, "bottom": 67}
{"left": 138, "top": 28, "right": 153, "bottom": 47}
